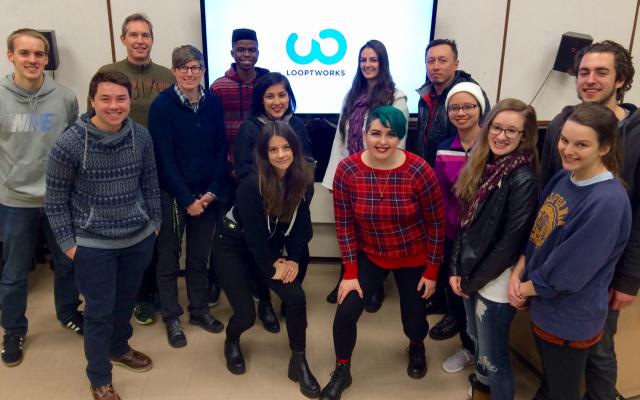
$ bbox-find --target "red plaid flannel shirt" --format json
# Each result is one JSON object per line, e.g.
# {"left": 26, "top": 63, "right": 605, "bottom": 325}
{"left": 333, "top": 150, "right": 445, "bottom": 279}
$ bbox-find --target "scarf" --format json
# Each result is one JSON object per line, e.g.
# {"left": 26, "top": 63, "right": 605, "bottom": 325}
{"left": 458, "top": 148, "right": 533, "bottom": 228}
{"left": 346, "top": 92, "right": 369, "bottom": 154}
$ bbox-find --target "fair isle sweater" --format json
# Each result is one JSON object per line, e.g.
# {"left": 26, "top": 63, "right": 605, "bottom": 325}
{"left": 45, "top": 112, "right": 161, "bottom": 252}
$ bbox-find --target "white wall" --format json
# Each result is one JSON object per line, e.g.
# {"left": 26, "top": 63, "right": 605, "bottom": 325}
{"left": 0, "top": 0, "right": 202, "bottom": 113}
{"left": 2, "top": 0, "right": 639, "bottom": 118}
{"left": 0, "top": 0, "right": 111, "bottom": 110}
{"left": 499, "top": 0, "right": 637, "bottom": 118}
{"left": 433, "top": 0, "right": 506, "bottom": 108}
{"left": 109, "top": 0, "right": 202, "bottom": 73}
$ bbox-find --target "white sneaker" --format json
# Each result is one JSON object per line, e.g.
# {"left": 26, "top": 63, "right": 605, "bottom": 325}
{"left": 442, "top": 348, "right": 474, "bottom": 373}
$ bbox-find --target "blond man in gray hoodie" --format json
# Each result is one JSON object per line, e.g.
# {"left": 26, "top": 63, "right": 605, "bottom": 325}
{"left": 0, "top": 28, "right": 81, "bottom": 367}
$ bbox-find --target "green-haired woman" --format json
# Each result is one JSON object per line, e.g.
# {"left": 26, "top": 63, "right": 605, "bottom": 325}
{"left": 320, "top": 106, "right": 445, "bottom": 399}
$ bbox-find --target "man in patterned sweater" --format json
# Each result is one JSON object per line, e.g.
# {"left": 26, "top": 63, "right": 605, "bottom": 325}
{"left": 46, "top": 71, "right": 161, "bottom": 400}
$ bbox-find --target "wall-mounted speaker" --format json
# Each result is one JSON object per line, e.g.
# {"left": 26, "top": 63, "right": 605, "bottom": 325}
{"left": 552, "top": 32, "right": 593, "bottom": 74}
{"left": 38, "top": 30, "right": 59, "bottom": 71}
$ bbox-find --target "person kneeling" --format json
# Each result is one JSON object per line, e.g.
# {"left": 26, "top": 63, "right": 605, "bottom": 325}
{"left": 213, "top": 121, "right": 319, "bottom": 398}
{"left": 320, "top": 106, "right": 445, "bottom": 400}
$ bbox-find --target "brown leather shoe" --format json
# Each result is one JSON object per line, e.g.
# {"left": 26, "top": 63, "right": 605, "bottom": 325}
{"left": 109, "top": 349, "right": 152, "bottom": 372}
{"left": 90, "top": 384, "right": 121, "bottom": 400}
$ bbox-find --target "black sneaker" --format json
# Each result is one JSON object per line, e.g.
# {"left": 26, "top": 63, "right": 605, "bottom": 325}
{"left": 428, "top": 314, "right": 459, "bottom": 340}
{"left": 189, "top": 313, "right": 224, "bottom": 333}
{"left": 62, "top": 311, "right": 84, "bottom": 336}
{"left": 424, "top": 297, "right": 446, "bottom": 315}
{"left": 166, "top": 319, "right": 187, "bottom": 348}
{"left": 134, "top": 302, "right": 155, "bottom": 325}
{"left": 2, "top": 334, "right": 24, "bottom": 367}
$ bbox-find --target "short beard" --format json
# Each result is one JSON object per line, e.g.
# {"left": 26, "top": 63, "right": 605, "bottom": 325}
{"left": 577, "top": 86, "right": 618, "bottom": 106}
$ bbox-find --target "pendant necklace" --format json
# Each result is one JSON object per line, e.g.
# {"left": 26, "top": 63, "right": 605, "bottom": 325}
{"left": 372, "top": 170, "right": 391, "bottom": 200}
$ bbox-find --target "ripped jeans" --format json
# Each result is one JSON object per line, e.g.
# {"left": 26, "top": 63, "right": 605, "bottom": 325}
{"left": 464, "top": 293, "right": 516, "bottom": 400}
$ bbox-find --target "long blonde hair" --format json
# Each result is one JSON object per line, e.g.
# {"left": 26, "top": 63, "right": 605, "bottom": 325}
{"left": 454, "top": 98, "right": 539, "bottom": 202}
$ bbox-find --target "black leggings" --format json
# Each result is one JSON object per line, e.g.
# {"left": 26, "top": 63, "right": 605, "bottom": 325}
{"left": 212, "top": 227, "right": 307, "bottom": 352}
{"left": 333, "top": 253, "right": 429, "bottom": 360}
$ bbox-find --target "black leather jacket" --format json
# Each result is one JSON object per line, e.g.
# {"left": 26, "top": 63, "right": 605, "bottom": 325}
{"left": 450, "top": 165, "right": 539, "bottom": 294}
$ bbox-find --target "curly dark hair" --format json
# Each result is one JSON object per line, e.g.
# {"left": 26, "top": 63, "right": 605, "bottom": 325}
{"left": 573, "top": 40, "right": 634, "bottom": 101}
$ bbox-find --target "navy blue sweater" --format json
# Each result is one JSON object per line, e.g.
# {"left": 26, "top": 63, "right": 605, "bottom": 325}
{"left": 148, "top": 86, "right": 228, "bottom": 208}
{"left": 525, "top": 171, "right": 631, "bottom": 341}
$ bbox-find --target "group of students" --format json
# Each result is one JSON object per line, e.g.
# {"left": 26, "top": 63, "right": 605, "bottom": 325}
{"left": 0, "top": 13, "right": 637, "bottom": 400}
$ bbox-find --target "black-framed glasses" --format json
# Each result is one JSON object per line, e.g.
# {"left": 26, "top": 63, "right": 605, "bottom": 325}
{"left": 447, "top": 104, "right": 478, "bottom": 114}
{"left": 177, "top": 65, "right": 204, "bottom": 74}
{"left": 488, "top": 124, "right": 524, "bottom": 139}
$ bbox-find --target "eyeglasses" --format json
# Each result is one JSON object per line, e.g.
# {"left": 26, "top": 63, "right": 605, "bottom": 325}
{"left": 447, "top": 104, "right": 478, "bottom": 114}
{"left": 488, "top": 124, "right": 524, "bottom": 139}
{"left": 177, "top": 65, "right": 204, "bottom": 74}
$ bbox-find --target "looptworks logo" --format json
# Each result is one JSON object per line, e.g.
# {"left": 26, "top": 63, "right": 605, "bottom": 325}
{"left": 286, "top": 29, "right": 347, "bottom": 65}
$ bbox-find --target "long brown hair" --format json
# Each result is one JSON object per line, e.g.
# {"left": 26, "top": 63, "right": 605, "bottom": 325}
{"left": 255, "top": 121, "right": 314, "bottom": 222}
{"left": 566, "top": 102, "right": 621, "bottom": 177}
{"left": 454, "top": 98, "right": 539, "bottom": 202}
{"left": 338, "top": 40, "right": 396, "bottom": 142}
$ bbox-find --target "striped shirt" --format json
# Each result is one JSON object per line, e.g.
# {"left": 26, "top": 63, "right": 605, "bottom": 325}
{"left": 333, "top": 150, "right": 445, "bottom": 279}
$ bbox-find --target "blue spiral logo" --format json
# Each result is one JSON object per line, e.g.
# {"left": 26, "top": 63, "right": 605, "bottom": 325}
{"left": 286, "top": 29, "right": 347, "bottom": 65}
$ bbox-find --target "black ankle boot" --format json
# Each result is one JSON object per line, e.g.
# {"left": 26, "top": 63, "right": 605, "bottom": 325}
{"left": 365, "top": 288, "right": 384, "bottom": 313}
{"left": 320, "top": 362, "right": 352, "bottom": 400}
{"left": 288, "top": 351, "right": 320, "bottom": 398}
{"left": 258, "top": 300, "right": 280, "bottom": 333}
{"left": 326, "top": 283, "right": 338, "bottom": 304}
{"left": 224, "top": 339, "right": 245, "bottom": 374}
{"left": 407, "top": 342, "right": 427, "bottom": 379}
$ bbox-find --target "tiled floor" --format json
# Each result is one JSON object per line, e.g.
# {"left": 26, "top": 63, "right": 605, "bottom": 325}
{"left": 0, "top": 262, "right": 539, "bottom": 399}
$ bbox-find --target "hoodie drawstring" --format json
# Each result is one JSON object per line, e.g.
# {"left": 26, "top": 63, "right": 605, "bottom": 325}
{"left": 83, "top": 125, "right": 89, "bottom": 169}
{"left": 27, "top": 94, "right": 40, "bottom": 112}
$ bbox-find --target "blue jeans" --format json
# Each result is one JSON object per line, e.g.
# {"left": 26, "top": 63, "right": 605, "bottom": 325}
{"left": 74, "top": 234, "right": 155, "bottom": 387}
{"left": 0, "top": 205, "right": 80, "bottom": 336}
{"left": 464, "top": 293, "right": 516, "bottom": 400}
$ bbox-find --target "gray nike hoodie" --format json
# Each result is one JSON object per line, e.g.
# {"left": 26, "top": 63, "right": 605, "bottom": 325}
{"left": 0, "top": 73, "right": 78, "bottom": 207}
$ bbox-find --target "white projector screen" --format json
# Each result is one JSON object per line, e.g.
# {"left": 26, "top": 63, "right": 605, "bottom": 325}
{"left": 201, "top": 0, "right": 437, "bottom": 115}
